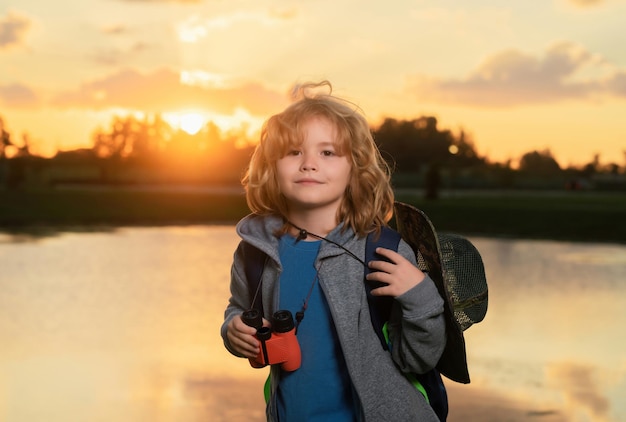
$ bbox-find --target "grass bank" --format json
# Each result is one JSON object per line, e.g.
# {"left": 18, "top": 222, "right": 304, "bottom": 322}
{"left": 1, "top": 188, "right": 624, "bottom": 244}
{"left": 395, "top": 190, "right": 625, "bottom": 244}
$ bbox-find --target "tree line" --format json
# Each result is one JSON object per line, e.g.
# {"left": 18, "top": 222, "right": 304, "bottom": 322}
{"left": 0, "top": 114, "right": 624, "bottom": 192}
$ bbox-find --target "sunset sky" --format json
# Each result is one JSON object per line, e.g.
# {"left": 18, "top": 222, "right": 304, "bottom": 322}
{"left": 1, "top": 0, "right": 625, "bottom": 167}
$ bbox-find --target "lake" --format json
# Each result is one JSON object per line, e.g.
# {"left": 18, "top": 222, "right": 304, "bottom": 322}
{"left": 0, "top": 226, "right": 624, "bottom": 422}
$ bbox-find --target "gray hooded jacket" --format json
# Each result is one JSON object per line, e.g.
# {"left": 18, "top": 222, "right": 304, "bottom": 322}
{"left": 221, "top": 214, "right": 446, "bottom": 421}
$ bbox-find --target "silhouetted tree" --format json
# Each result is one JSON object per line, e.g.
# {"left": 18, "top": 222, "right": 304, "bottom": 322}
{"left": 0, "top": 117, "right": 12, "bottom": 159}
{"left": 519, "top": 149, "right": 561, "bottom": 175}
{"left": 16, "top": 133, "right": 31, "bottom": 157}
{"left": 449, "top": 130, "right": 484, "bottom": 168}
{"left": 491, "top": 160, "right": 516, "bottom": 188}
{"left": 131, "top": 115, "right": 170, "bottom": 158}
{"left": 0, "top": 117, "right": 13, "bottom": 187}
{"left": 578, "top": 153, "right": 601, "bottom": 179}
{"left": 373, "top": 116, "right": 454, "bottom": 173}
{"left": 93, "top": 114, "right": 171, "bottom": 159}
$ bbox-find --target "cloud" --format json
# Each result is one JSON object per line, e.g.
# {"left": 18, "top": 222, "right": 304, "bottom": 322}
{"left": 607, "top": 72, "right": 626, "bottom": 95}
{"left": 407, "top": 42, "right": 626, "bottom": 107}
{"left": 100, "top": 24, "right": 130, "bottom": 35}
{"left": 176, "top": 9, "right": 293, "bottom": 43}
{"left": 0, "top": 11, "right": 32, "bottom": 50}
{"left": 92, "top": 23, "right": 151, "bottom": 66}
{"left": 0, "top": 83, "right": 40, "bottom": 108}
{"left": 268, "top": 7, "right": 298, "bottom": 20}
{"left": 50, "top": 68, "right": 287, "bottom": 115}
{"left": 90, "top": 42, "right": 152, "bottom": 66}
{"left": 116, "top": 0, "right": 202, "bottom": 3}
{"left": 567, "top": 0, "right": 605, "bottom": 7}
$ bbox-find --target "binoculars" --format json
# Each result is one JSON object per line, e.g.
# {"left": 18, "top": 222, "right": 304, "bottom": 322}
{"left": 241, "top": 309, "right": 301, "bottom": 372}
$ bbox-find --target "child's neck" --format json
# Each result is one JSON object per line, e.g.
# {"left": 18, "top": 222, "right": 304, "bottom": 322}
{"left": 286, "top": 210, "right": 338, "bottom": 240}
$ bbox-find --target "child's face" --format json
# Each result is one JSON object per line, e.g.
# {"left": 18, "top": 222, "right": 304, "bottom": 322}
{"left": 275, "top": 116, "right": 351, "bottom": 217}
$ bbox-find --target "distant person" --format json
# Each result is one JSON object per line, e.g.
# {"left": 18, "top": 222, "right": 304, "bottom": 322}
{"left": 424, "top": 163, "right": 441, "bottom": 200}
{"left": 221, "top": 81, "right": 446, "bottom": 421}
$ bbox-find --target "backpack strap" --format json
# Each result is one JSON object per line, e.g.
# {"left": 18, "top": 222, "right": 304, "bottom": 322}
{"left": 364, "top": 226, "right": 402, "bottom": 350}
{"left": 239, "top": 241, "right": 267, "bottom": 315}
{"left": 239, "top": 241, "right": 271, "bottom": 404}
{"left": 367, "top": 227, "right": 449, "bottom": 421}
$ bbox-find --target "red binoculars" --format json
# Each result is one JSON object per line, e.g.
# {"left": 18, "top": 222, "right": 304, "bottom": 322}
{"left": 241, "top": 309, "right": 301, "bottom": 372}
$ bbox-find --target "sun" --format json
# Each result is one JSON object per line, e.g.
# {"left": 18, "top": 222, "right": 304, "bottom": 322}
{"left": 179, "top": 112, "right": 206, "bottom": 135}
{"left": 164, "top": 111, "right": 207, "bottom": 135}
{"left": 162, "top": 108, "right": 265, "bottom": 143}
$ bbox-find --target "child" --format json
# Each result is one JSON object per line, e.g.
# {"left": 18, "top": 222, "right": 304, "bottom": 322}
{"left": 221, "top": 81, "right": 446, "bottom": 421}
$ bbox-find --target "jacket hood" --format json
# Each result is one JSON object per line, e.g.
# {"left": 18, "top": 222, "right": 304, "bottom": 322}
{"left": 236, "top": 213, "right": 365, "bottom": 268}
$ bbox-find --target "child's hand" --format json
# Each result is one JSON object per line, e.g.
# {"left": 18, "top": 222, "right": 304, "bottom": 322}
{"left": 226, "top": 314, "right": 270, "bottom": 358}
{"left": 366, "top": 247, "right": 426, "bottom": 297}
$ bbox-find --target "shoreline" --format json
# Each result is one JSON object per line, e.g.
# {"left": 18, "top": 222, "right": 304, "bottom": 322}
{"left": 1, "top": 222, "right": 624, "bottom": 248}
{"left": 1, "top": 188, "right": 625, "bottom": 244}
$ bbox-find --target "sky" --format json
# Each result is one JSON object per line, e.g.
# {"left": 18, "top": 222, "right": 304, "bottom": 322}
{"left": 1, "top": 0, "right": 625, "bottom": 167}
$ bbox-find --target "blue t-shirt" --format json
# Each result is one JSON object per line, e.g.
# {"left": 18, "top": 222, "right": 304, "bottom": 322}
{"left": 276, "top": 235, "right": 356, "bottom": 421}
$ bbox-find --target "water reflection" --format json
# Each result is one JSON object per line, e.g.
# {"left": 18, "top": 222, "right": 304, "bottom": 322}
{"left": 464, "top": 237, "right": 626, "bottom": 422}
{"left": 0, "top": 227, "right": 624, "bottom": 421}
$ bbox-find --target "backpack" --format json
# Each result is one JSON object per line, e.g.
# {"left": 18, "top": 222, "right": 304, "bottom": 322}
{"left": 239, "top": 201, "right": 488, "bottom": 421}
{"left": 363, "top": 225, "right": 449, "bottom": 421}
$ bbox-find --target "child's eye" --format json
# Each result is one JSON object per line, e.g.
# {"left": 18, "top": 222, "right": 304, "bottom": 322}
{"left": 322, "top": 150, "right": 335, "bottom": 157}
{"left": 287, "top": 150, "right": 301, "bottom": 156}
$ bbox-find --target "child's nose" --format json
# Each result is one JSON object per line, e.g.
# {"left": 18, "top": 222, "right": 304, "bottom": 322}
{"left": 300, "top": 154, "right": 318, "bottom": 171}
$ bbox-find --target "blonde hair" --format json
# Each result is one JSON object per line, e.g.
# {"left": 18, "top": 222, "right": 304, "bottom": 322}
{"left": 242, "top": 81, "right": 394, "bottom": 237}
